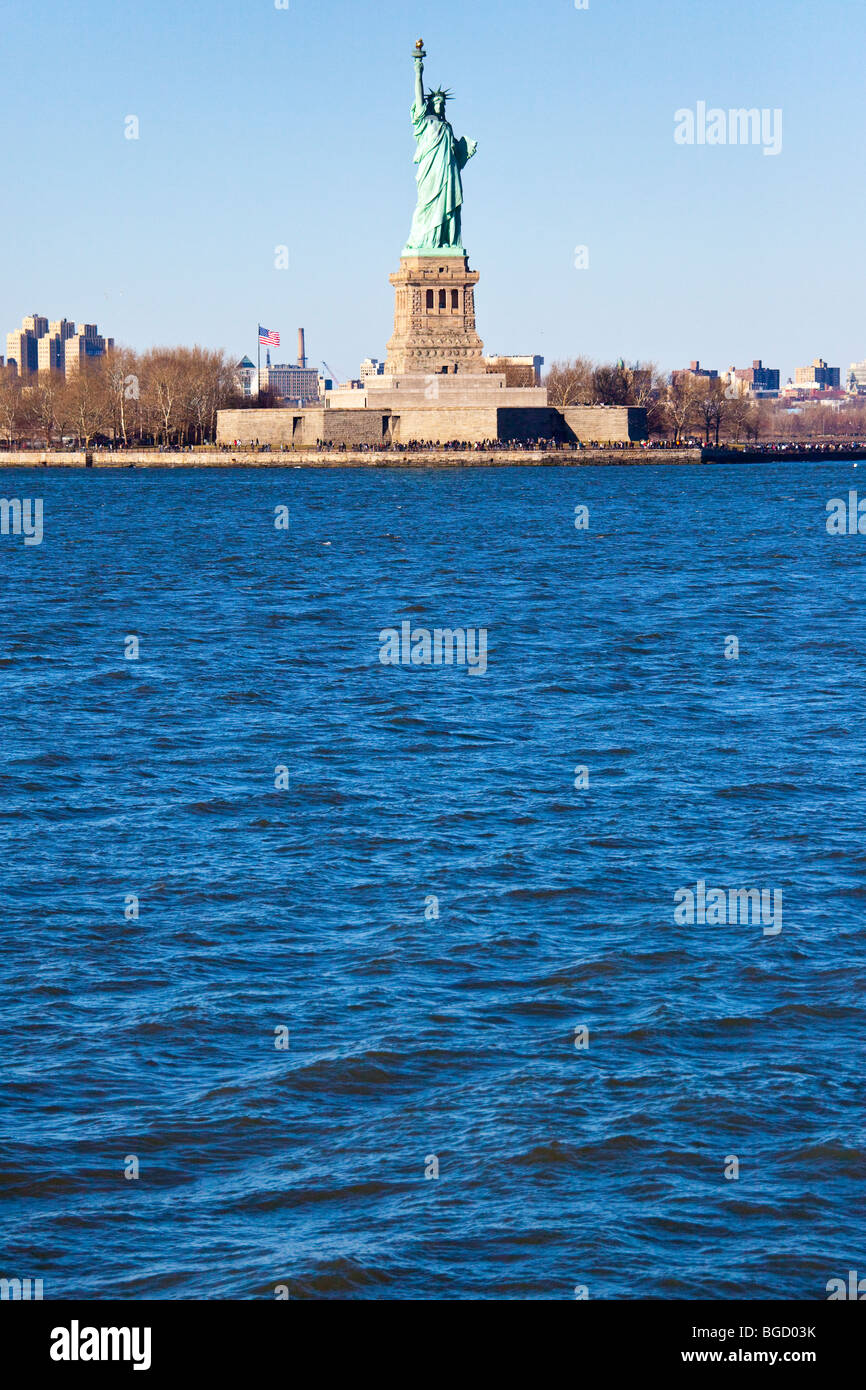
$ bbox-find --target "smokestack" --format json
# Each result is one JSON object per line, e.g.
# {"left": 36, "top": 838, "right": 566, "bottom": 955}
{"left": 297, "top": 327, "right": 306, "bottom": 369}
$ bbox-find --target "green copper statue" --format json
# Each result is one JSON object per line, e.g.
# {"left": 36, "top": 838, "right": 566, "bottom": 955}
{"left": 403, "top": 40, "right": 477, "bottom": 256}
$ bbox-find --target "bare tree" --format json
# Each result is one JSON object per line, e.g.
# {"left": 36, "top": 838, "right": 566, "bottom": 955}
{"left": 132, "top": 345, "right": 238, "bottom": 444}
{"left": 103, "top": 346, "right": 141, "bottom": 445}
{"left": 0, "top": 367, "right": 24, "bottom": 447}
{"left": 691, "top": 377, "right": 730, "bottom": 445}
{"left": 30, "top": 373, "right": 71, "bottom": 447}
{"left": 142, "top": 349, "right": 183, "bottom": 445}
{"left": 662, "top": 375, "right": 699, "bottom": 442}
{"left": 627, "top": 361, "right": 667, "bottom": 434}
{"left": 65, "top": 360, "right": 111, "bottom": 447}
{"left": 593, "top": 361, "right": 632, "bottom": 406}
{"left": 545, "top": 357, "right": 596, "bottom": 407}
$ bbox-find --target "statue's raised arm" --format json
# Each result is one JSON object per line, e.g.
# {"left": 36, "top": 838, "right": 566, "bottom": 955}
{"left": 402, "top": 39, "right": 477, "bottom": 256}
{"left": 413, "top": 41, "right": 426, "bottom": 116}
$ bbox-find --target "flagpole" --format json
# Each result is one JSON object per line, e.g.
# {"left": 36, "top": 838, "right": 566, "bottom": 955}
{"left": 257, "top": 326, "right": 260, "bottom": 398}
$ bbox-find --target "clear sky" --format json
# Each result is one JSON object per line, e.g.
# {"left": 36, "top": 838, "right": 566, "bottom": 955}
{"left": 4, "top": 0, "right": 864, "bottom": 382}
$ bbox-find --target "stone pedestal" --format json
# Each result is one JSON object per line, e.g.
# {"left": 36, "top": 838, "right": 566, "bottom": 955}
{"left": 385, "top": 255, "right": 486, "bottom": 376}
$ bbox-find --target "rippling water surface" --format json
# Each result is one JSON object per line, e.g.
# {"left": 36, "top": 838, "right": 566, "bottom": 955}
{"left": 1, "top": 462, "right": 864, "bottom": 1299}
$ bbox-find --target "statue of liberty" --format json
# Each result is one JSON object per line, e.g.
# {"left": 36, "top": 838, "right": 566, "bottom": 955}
{"left": 403, "top": 41, "right": 477, "bottom": 255}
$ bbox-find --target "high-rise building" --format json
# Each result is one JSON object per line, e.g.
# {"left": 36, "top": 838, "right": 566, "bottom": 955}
{"left": 795, "top": 358, "right": 840, "bottom": 389}
{"left": 64, "top": 323, "right": 114, "bottom": 374}
{"left": 360, "top": 357, "right": 386, "bottom": 380}
{"left": 725, "top": 359, "right": 780, "bottom": 397}
{"left": 38, "top": 319, "right": 77, "bottom": 374}
{"left": 5, "top": 314, "right": 112, "bottom": 377}
{"left": 672, "top": 360, "right": 718, "bottom": 384}
{"left": 38, "top": 335, "right": 65, "bottom": 372}
{"left": 22, "top": 314, "right": 49, "bottom": 340}
{"left": 49, "top": 319, "right": 76, "bottom": 342}
{"left": 5, "top": 328, "right": 38, "bottom": 376}
{"left": 5, "top": 312, "right": 50, "bottom": 375}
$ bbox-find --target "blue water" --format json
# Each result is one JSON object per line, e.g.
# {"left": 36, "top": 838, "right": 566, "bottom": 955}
{"left": 1, "top": 463, "right": 864, "bottom": 1300}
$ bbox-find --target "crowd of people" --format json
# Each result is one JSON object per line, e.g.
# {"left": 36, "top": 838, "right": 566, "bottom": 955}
{"left": 33, "top": 436, "right": 866, "bottom": 457}
{"left": 705, "top": 440, "right": 866, "bottom": 454}
{"left": 309, "top": 437, "right": 649, "bottom": 453}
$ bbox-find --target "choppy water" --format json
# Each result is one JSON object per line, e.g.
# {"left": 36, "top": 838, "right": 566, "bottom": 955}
{"left": 1, "top": 462, "right": 864, "bottom": 1300}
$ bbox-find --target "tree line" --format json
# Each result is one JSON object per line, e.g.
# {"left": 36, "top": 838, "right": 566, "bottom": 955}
{"left": 0, "top": 346, "right": 241, "bottom": 448}
{"left": 545, "top": 358, "right": 866, "bottom": 443}
{"left": 4, "top": 346, "right": 863, "bottom": 448}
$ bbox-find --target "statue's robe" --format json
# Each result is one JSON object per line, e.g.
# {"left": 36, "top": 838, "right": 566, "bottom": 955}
{"left": 405, "top": 101, "right": 473, "bottom": 251}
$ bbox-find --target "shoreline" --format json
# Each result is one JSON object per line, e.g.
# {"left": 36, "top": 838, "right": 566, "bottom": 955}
{"left": 1, "top": 446, "right": 865, "bottom": 469}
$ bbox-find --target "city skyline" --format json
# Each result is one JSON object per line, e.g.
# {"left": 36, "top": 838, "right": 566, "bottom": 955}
{"left": 3, "top": 0, "right": 865, "bottom": 382}
{"left": 5, "top": 305, "right": 864, "bottom": 405}
{"left": 4, "top": 313, "right": 114, "bottom": 379}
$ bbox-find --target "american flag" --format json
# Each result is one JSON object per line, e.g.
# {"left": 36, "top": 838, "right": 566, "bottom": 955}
{"left": 258, "top": 325, "right": 280, "bottom": 347}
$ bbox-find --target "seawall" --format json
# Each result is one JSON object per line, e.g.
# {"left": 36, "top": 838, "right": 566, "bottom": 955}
{"left": 2, "top": 447, "right": 864, "bottom": 469}
{"left": 0, "top": 447, "right": 703, "bottom": 468}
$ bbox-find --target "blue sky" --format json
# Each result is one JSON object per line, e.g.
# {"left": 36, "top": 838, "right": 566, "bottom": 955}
{"left": 3, "top": 0, "right": 864, "bottom": 381}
